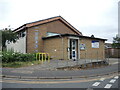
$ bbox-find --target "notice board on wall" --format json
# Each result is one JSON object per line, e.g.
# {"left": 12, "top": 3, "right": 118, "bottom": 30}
{"left": 91, "top": 41, "right": 99, "bottom": 48}
{"left": 80, "top": 44, "right": 86, "bottom": 50}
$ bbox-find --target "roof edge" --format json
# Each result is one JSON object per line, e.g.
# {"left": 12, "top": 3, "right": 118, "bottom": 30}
{"left": 42, "top": 34, "right": 107, "bottom": 41}
{"left": 13, "top": 16, "right": 82, "bottom": 35}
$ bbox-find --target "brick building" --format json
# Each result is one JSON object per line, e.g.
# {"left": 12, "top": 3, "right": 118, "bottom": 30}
{"left": 7, "top": 16, "right": 107, "bottom": 60}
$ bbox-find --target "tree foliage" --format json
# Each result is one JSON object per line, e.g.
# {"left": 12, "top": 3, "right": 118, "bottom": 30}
{"left": 1, "top": 28, "right": 18, "bottom": 50}
{"left": 112, "top": 34, "right": 120, "bottom": 48}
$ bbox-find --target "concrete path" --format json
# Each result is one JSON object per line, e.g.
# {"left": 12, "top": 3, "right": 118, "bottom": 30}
{"left": 3, "top": 59, "right": 104, "bottom": 71}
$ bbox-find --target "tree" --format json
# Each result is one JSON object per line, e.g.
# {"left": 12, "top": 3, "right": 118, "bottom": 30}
{"left": 112, "top": 34, "right": 120, "bottom": 48}
{"left": 1, "top": 28, "right": 18, "bottom": 51}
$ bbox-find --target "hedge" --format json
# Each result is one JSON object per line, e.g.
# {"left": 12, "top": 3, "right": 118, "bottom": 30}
{"left": 2, "top": 51, "right": 36, "bottom": 63}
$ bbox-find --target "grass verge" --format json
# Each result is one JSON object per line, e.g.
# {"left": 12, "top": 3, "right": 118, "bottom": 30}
{"left": 2, "top": 60, "right": 41, "bottom": 68}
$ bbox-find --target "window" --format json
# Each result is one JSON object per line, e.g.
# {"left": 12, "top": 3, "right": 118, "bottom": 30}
{"left": 35, "top": 36, "right": 38, "bottom": 40}
{"left": 34, "top": 31, "right": 39, "bottom": 52}
{"left": 72, "top": 51, "right": 75, "bottom": 57}
{"left": 35, "top": 32, "right": 38, "bottom": 36}
{"left": 18, "top": 31, "right": 26, "bottom": 38}
{"left": 35, "top": 45, "right": 38, "bottom": 48}
{"left": 47, "top": 32, "right": 60, "bottom": 36}
{"left": 35, "top": 41, "right": 38, "bottom": 43}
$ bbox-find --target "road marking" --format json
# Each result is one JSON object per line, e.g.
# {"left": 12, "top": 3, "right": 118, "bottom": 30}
{"left": 2, "top": 74, "right": 119, "bottom": 84}
{"left": 114, "top": 76, "right": 119, "bottom": 79}
{"left": 109, "top": 79, "right": 116, "bottom": 83}
{"left": 112, "top": 62, "right": 118, "bottom": 64}
{"left": 100, "top": 78, "right": 105, "bottom": 81}
{"left": 2, "top": 78, "right": 101, "bottom": 84}
{"left": 92, "top": 82, "right": 100, "bottom": 86}
{"left": 104, "top": 84, "right": 112, "bottom": 88}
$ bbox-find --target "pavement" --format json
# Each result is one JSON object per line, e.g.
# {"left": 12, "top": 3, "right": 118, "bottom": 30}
{"left": 1, "top": 58, "right": 120, "bottom": 79}
{"left": 2, "top": 74, "right": 119, "bottom": 88}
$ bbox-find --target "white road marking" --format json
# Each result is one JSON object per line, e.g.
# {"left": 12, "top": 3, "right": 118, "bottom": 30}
{"left": 100, "top": 78, "right": 105, "bottom": 81}
{"left": 112, "top": 62, "right": 118, "bottom": 64}
{"left": 114, "top": 76, "right": 119, "bottom": 79}
{"left": 109, "top": 79, "right": 116, "bottom": 83}
{"left": 104, "top": 84, "right": 112, "bottom": 88}
{"left": 92, "top": 82, "right": 100, "bottom": 86}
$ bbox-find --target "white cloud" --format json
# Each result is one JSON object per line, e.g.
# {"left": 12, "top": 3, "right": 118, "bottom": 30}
{"left": 0, "top": 0, "right": 119, "bottom": 42}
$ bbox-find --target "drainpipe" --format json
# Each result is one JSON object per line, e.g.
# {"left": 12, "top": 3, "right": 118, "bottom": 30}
{"left": 59, "top": 35, "right": 64, "bottom": 60}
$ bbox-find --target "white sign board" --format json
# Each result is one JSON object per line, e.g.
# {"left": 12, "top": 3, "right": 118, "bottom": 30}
{"left": 92, "top": 41, "right": 99, "bottom": 48}
{"left": 80, "top": 44, "right": 86, "bottom": 50}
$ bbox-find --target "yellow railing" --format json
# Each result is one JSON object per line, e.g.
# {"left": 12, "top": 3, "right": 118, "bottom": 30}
{"left": 36, "top": 53, "right": 50, "bottom": 63}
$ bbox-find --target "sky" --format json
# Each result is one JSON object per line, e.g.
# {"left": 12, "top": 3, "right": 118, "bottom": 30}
{"left": 0, "top": 0, "right": 119, "bottom": 43}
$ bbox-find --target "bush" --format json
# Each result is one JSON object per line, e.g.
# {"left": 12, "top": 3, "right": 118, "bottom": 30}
{"left": 2, "top": 50, "right": 36, "bottom": 63}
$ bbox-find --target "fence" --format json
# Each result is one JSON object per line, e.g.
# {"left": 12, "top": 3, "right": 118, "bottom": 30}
{"left": 105, "top": 48, "right": 120, "bottom": 58}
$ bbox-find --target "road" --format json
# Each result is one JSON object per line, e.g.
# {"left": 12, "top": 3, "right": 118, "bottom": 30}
{"left": 2, "top": 64, "right": 119, "bottom": 78}
{"left": 2, "top": 73, "right": 119, "bottom": 89}
{"left": 1, "top": 59, "right": 119, "bottom": 89}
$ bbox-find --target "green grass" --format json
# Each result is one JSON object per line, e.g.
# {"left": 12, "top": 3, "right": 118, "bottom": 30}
{"left": 2, "top": 60, "right": 41, "bottom": 68}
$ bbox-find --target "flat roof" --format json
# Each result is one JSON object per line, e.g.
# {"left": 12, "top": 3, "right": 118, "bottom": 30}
{"left": 42, "top": 34, "right": 107, "bottom": 41}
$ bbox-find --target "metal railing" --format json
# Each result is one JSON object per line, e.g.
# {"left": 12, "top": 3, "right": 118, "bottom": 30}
{"left": 36, "top": 53, "right": 50, "bottom": 63}
{"left": 35, "top": 51, "right": 109, "bottom": 70}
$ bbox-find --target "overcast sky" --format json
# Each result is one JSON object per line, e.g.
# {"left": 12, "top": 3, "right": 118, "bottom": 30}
{"left": 0, "top": 0, "right": 119, "bottom": 43}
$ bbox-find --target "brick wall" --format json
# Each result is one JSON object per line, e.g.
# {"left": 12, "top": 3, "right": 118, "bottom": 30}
{"left": 26, "top": 19, "right": 105, "bottom": 60}
{"left": 26, "top": 20, "right": 78, "bottom": 53}
{"left": 43, "top": 37, "right": 68, "bottom": 60}
{"left": 80, "top": 38, "right": 105, "bottom": 60}
{"left": 43, "top": 36, "right": 105, "bottom": 60}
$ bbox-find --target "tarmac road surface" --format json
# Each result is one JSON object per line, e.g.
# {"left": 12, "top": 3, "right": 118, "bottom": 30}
{"left": 2, "top": 63, "right": 119, "bottom": 78}
{"left": 2, "top": 73, "right": 119, "bottom": 89}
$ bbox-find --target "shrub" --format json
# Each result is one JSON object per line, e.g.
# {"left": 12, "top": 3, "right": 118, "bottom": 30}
{"left": 2, "top": 50, "right": 36, "bottom": 63}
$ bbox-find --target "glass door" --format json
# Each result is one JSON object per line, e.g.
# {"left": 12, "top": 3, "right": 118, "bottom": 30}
{"left": 71, "top": 39, "right": 77, "bottom": 59}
